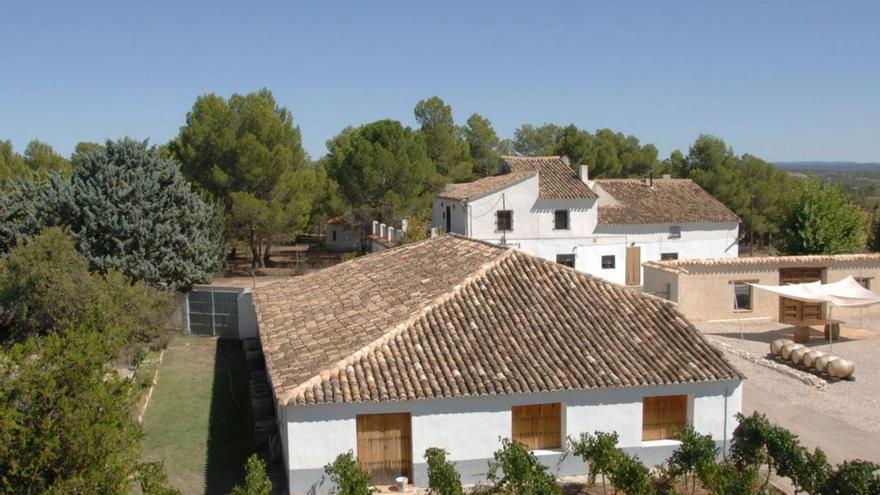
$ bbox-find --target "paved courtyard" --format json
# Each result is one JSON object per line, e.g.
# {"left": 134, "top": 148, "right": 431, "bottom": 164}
{"left": 698, "top": 319, "right": 880, "bottom": 464}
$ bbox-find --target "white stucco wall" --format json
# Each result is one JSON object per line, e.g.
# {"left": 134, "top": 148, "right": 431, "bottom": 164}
{"left": 431, "top": 177, "right": 739, "bottom": 287}
{"left": 281, "top": 380, "right": 743, "bottom": 494}
{"left": 326, "top": 225, "right": 361, "bottom": 251}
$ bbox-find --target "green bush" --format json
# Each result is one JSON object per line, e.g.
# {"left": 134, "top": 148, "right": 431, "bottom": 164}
{"left": 424, "top": 447, "right": 463, "bottom": 495}
{"left": 136, "top": 461, "right": 183, "bottom": 495}
{"left": 669, "top": 424, "right": 718, "bottom": 494}
{"left": 324, "top": 451, "right": 374, "bottom": 495}
{"left": 820, "top": 460, "right": 880, "bottom": 495}
{"left": 607, "top": 452, "right": 652, "bottom": 495}
{"left": 231, "top": 454, "right": 273, "bottom": 495}
{"left": 569, "top": 431, "right": 620, "bottom": 494}
{"left": 0, "top": 228, "right": 173, "bottom": 344}
{"left": 486, "top": 438, "right": 561, "bottom": 495}
{"left": 700, "top": 460, "right": 758, "bottom": 495}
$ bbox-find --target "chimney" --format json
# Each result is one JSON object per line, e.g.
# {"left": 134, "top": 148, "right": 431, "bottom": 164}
{"left": 561, "top": 156, "right": 571, "bottom": 166}
{"left": 579, "top": 164, "right": 589, "bottom": 183}
{"left": 379, "top": 223, "right": 387, "bottom": 238}
{"left": 372, "top": 220, "right": 379, "bottom": 236}
{"left": 387, "top": 226, "right": 395, "bottom": 241}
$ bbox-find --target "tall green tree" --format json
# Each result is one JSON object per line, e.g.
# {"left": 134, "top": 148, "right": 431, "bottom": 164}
{"left": 778, "top": 179, "right": 867, "bottom": 254}
{"left": 0, "top": 140, "right": 28, "bottom": 186}
{"left": 512, "top": 123, "right": 563, "bottom": 156}
{"left": 171, "top": 89, "right": 312, "bottom": 266}
{"left": 462, "top": 113, "right": 502, "bottom": 177}
{"left": 325, "top": 120, "right": 435, "bottom": 224}
{"left": 414, "top": 96, "right": 472, "bottom": 182}
{"left": 23, "top": 139, "right": 71, "bottom": 178}
{"left": 0, "top": 139, "right": 223, "bottom": 290}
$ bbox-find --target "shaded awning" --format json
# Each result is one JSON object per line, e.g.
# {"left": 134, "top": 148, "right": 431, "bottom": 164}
{"left": 751, "top": 276, "right": 880, "bottom": 308}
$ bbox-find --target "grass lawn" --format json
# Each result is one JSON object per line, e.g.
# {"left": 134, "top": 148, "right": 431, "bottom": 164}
{"left": 142, "top": 335, "right": 255, "bottom": 495}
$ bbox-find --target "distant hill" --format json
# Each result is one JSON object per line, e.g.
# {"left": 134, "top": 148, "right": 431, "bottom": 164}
{"left": 775, "top": 161, "right": 880, "bottom": 172}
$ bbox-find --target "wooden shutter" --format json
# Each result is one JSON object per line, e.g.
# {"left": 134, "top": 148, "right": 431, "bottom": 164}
{"left": 356, "top": 413, "right": 412, "bottom": 485}
{"left": 626, "top": 246, "right": 641, "bottom": 286}
{"left": 642, "top": 395, "right": 688, "bottom": 441}
{"left": 512, "top": 403, "right": 562, "bottom": 450}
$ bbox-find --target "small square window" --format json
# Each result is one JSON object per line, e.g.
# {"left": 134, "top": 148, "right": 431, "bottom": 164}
{"left": 734, "top": 282, "right": 752, "bottom": 310}
{"left": 660, "top": 252, "right": 678, "bottom": 261}
{"left": 556, "top": 254, "right": 575, "bottom": 268}
{"left": 601, "top": 255, "right": 615, "bottom": 269}
{"left": 669, "top": 226, "right": 681, "bottom": 239}
{"left": 512, "top": 403, "right": 562, "bottom": 450}
{"left": 554, "top": 210, "right": 570, "bottom": 230}
{"left": 496, "top": 210, "right": 513, "bottom": 232}
{"left": 643, "top": 395, "right": 688, "bottom": 441}
{"left": 857, "top": 278, "right": 872, "bottom": 289}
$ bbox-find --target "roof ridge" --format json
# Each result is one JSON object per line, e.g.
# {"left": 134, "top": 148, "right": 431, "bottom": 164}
{"left": 279, "top": 247, "right": 515, "bottom": 405}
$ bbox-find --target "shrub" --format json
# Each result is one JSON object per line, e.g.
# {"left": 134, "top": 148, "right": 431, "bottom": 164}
{"left": 487, "top": 438, "right": 561, "bottom": 495}
{"left": 231, "top": 454, "right": 273, "bottom": 495}
{"left": 821, "top": 460, "right": 880, "bottom": 495}
{"left": 607, "top": 452, "right": 652, "bottom": 495}
{"left": 569, "top": 431, "right": 620, "bottom": 494}
{"left": 424, "top": 447, "right": 463, "bottom": 495}
{"left": 669, "top": 424, "right": 718, "bottom": 494}
{"left": 700, "top": 460, "right": 758, "bottom": 495}
{"left": 136, "top": 461, "right": 183, "bottom": 495}
{"left": 324, "top": 451, "right": 374, "bottom": 495}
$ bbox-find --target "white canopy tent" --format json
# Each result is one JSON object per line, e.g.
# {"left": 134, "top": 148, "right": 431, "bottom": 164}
{"left": 749, "top": 275, "right": 880, "bottom": 351}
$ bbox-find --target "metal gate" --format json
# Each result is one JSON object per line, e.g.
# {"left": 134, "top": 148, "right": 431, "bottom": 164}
{"left": 187, "top": 288, "right": 240, "bottom": 338}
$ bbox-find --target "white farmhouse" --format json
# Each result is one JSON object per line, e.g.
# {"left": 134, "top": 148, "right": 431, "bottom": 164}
{"left": 253, "top": 235, "right": 743, "bottom": 494}
{"left": 433, "top": 156, "right": 740, "bottom": 286}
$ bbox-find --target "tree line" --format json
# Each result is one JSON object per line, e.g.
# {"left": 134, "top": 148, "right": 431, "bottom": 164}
{"left": 4, "top": 89, "right": 875, "bottom": 266}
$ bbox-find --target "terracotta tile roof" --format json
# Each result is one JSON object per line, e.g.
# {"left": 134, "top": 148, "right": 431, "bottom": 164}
{"left": 596, "top": 178, "right": 740, "bottom": 225}
{"left": 254, "top": 235, "right": 742, "bottom": 406}
{"left": 501, "top": 155, "right": 598, "bottom": 200}
{"left": 369, "top": 234, "right": 397, "bottom": 249}
{"left": 644, "top": 253, "right": 880, "bottom": 274}
{"left": 437, "top": 172, "right": 535, "bottom": 201}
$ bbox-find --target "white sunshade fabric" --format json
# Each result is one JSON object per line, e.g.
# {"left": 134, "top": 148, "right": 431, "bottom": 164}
{"left": 750, "top": 276, "right": 880, "bottom": 308}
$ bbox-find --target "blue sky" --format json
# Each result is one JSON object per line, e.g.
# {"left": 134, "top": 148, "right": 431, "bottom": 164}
{"left": 1, "top": 1, "right": 878, "bottom": 162}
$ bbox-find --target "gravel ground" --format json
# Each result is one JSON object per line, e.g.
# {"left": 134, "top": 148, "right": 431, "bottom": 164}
{"left": 698, "top": 319, "right": 880, "bottom": 434}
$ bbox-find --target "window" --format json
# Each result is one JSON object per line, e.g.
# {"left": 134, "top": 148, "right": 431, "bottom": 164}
{"left": 601, "top": 255, "right": 615, "bottom": 269}
{"left": 669, "top": 226, "right": 681, "bottom": 239}
{"left": 857, "top": 277, "right": 872, "bottom": 289}
{"left": 660, "top": 252, "right": 678, "bottom": 261}
{"left": 332, "top": 230, "right": 337, "bottom": 242}
{"left": 556, "top": 254, "right": 575, "bottom": 268}
{"left": 733, "top": 282, "right": 752, "bottom": 310}
{"left": 496, "top": 210, "right": 513, "bottom": 232}
{"left": 512, "top": 403, "right": 562, "bottom": 450}
{"left": 554, "top": 210, "right": 570, "bottom": 230}
{"left": 642, "top": 395, "right": 688, "bottom": 441}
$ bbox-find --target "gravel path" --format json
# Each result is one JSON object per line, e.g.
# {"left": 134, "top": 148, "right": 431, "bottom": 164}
{"left": 698, "top": 320, "right": 880, "bottom": 434}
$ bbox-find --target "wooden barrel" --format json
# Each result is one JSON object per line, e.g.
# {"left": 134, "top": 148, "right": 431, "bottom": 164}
{"left": 827, "top": 359, "right": 855, "bottom": 379}
{"left": 781, "top": 342, "right": 804, "bottom": 361}
{"left": 814, "top": 354, "right": 839, "bottom": 373}
{"left": 770, "top": 338, "right": 793, "bottom": 356}
{"left": 790, "top": 347, "right": 810, "bottom": 365}
{"left": 802, "top": 350, "right": 826, "bottom": 368}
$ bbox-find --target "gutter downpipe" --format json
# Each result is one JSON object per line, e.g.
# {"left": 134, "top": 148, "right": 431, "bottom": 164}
{"left": 722, "top": 385, "right": 729, "bottom": 459}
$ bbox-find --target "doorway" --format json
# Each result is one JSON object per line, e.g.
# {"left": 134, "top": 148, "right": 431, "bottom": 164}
{"left": 778, "top": 267, "right": 824, "bottom": 322}
{"left": 626, "top": 246, "right": 641, "bottom": 286}
{"left": 356, "top": 413, "right": 413, "bottom": 485}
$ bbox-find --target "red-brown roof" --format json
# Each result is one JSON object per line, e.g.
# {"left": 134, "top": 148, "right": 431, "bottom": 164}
{"left": 502, "top": 156, "right": 598, "bottom": 200}
{"left": 596, "top": 178, "right": 740, "bottom": 225}
{"left": 253, "top": 235, "right": 741, "bottom": 406}
{"left": 437, "top": 171, "right": 535, "bottom": 201}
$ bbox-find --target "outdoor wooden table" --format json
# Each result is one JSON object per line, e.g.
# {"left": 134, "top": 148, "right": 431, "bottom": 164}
{"left": 789, "top": 319, "right": 844, "bottom": 343}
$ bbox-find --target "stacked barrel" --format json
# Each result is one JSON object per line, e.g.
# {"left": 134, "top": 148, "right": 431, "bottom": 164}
{"left": 770, "top": 339, "right": 855, "bottom": 379}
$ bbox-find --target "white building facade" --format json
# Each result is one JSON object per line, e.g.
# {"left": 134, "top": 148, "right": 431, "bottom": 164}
{"left": 278, "top": 380, "right": 742, "bottom": 494}
{"left": 433, "top": 156, "right": 740, "bottom": 286}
